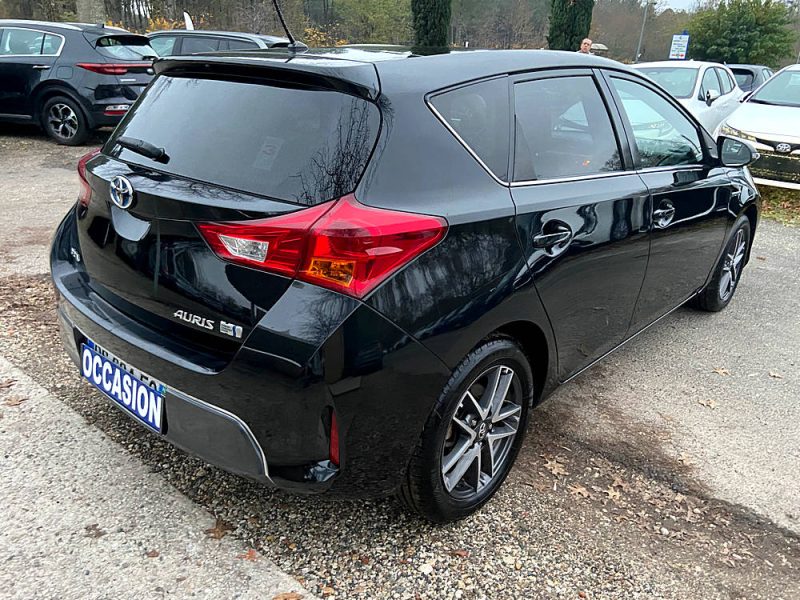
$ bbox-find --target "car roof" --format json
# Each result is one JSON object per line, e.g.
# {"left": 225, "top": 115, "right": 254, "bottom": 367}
{"left": 633, "top": 60, "right": 724, "bottom": 70}
{"left": 147, "top": 29, "right": 286, "bottom": 44}
{"left": 160, "top": 47, "right": 639, "bottom": 93}
{"left": 727, "top": 64, "right": 770, "bottom": 70}
{"left": 0, "top": 19, "right": 130, "bottom": 35}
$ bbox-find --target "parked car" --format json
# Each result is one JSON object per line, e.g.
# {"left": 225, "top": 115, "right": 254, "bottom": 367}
{"left": 0, "top": 20, "right": 156, "bottom": 145}
{"left": 51, "top": 48, "right": 759, "bottom": 523}
{"left": 146, "top": 29, "right": 287, "bottom": 56}
{"left": 633, "top": 61, "right": 744, "bottom": 134}
{"left": 728, "top": 64, "right": 774, "bottom": 93}
{"left": 716, "top": 64, "right": 800, "bottom": 190}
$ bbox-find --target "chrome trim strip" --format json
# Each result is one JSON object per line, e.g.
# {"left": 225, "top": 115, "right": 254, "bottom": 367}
{"left": 426, "top": 99, "right": 509, "bottom": 187}
{"left": 636, "top": 164, "right": 705, "bottom": 175}
{"left": 168, "top": 386, "right": 272, "bottom": 483}
{"left": 510, "top": 170, "right": 630, "bottom": 187}
{"left": 0, "top": 26, "right": 66, "bottom": 56}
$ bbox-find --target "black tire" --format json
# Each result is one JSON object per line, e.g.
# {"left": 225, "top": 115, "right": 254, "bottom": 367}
{"left": 40, "top": 95, "right": 90, "bottom": 146}
{"left": 691, "top": 215, "right": 751, "bottom": 312}
{"left": 399, "top": 337, "right": 534, "bottom": 523}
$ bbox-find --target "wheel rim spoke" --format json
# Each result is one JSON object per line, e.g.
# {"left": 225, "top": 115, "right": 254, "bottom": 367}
{"left": 441, "top": 364, "right": 523, "bottom": 498}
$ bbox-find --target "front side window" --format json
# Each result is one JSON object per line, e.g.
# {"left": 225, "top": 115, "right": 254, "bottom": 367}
{"left": 429, "top": 77, "right": 510, "bottom": 181}
{"left": 513, "top": 75, "right": 622, "bottom": 182}
{"left": 610, "top": 77, "right": 704, "bottom": 169}
{"left": 0, "top": 28, "right": 45, "bottom": 55}
{"left": 700, "top": 68, "right": 721, "bottom": 98}
{"left": 148, "top": 35, "right": 177, "bottom": 56}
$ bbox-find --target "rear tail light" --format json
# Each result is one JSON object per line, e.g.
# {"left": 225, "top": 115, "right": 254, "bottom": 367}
{"left": 198, "top": 194, "right": 448, "bottom": 298}
{"left": 103, "top": 104, "right": 130, "bottom": 116}
{"left": 77, "top": 62, "right": 148, "bottom": 75}
{"left": 329, "top": 410, "right": 340, "bottom": 467}
{"left": 77, "top": 149, "right": 100, "bottom": 208}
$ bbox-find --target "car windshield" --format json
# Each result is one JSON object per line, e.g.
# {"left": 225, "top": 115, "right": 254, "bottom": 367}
{"left": 96, "top": 35, "right": 156, "bottom": 60}
{"left": 636, "top": 67, "right": 698, "bottom": 98}
{"left": 750, "top": 70, "right": 800, "bottom": 107}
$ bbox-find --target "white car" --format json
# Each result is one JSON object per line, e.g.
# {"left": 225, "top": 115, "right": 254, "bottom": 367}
{"left": 716, "top": 64, "right": 800, "bottom": 190}
{"left": 633, "top": 61, "right": 744, "bottom": 134}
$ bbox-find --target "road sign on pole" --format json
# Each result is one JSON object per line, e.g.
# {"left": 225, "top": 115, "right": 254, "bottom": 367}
{"left": 669, "top": 34, "right": 690, "bottom": 60}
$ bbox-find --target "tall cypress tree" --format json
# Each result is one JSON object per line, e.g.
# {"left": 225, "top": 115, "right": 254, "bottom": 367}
{"left": 547, "top": 0, "right": 595, "bottom": 51}
{"left": 411, "top": 0, "right": 451, "bottom": 48}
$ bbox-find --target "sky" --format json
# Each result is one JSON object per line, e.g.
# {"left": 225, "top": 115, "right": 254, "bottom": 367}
{"left": 658, "top": 0, "right": 700, "bottom": 11}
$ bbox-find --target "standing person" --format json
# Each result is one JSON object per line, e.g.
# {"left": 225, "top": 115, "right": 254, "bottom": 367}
{"left": 578, "top": 38, "right": 593, "bottom": 54}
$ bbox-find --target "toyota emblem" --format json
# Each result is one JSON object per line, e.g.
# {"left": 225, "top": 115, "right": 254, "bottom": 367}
{"left": 110, "top": 175, "right": 134, "bottom": 209}
{"left": 776, "top": 143, "right": 792, "bottom": 154}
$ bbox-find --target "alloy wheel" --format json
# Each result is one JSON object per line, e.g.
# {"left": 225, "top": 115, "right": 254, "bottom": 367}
{"left": 441, "top": 364, "right": 522, "bottom": 498}
{"left": 48, "top": 103, "right": 79, "bottom": 140}
{"left": 718, "top": 228, "right": 747, "bottom": 302}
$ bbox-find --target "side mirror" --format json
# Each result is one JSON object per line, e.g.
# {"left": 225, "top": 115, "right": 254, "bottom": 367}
{"left": 718, "top": 135, "right": 759, "bottom": 167}
{"left": 706, "top": 89, "right": 721, "bottom": 106}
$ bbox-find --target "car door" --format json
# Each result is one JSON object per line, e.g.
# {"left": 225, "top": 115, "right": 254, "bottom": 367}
{"left": 0, "top": 27, "right": 62, "bottom": 117}
{"left": 603, "top": 71, "right": 732, "bottom": 332}
{"left": 510, "top": 69, "right": 651, "bottom": 380}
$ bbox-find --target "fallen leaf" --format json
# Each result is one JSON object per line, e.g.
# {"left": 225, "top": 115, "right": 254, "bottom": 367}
{"left": 358, "top": 555, "right": 370, "bottom": 564}
{"left": 3, "top": 395, "right": 26, "bottom": 407}
{"left": 544, "top": 457, "right": 569, "bottom": 477}
{"left": 449, "top": 549, "right": 470, "bottom": 558}
{"left": 272, "top": 593, "right": 303, "bottom": 600}
{"left": 755, "top": 256, "right": 766, "bottom": 261}
{"left": 204, "top": 518, "right": 234, "bottom": 540}
{"left": 604, "top": 486, "right": 621, "bottom": 501}
{"left": 712, "top": 367, "right": 730, "bottom": 376}
{"left": 612, "top": 475, "right": 630, "bottom": 491}
{"left": 698, "top": 399, "right": 717, "bottom": 409}
{"left": 0, "top": 379, "right": 16, "bottom": 389}
{"left": 568, "top": 484, "right": 591, "bottom": 499}
{"left": 84, "top": 523, "right": 106, "bottom": 538}
{"left": 145, "top": 549, "right": 159, "bottom": 558}
{"left": 321, "top": 586, "right": 335, "bottom": 596}
{"left": 769, "top": 371, "right": 783, "bottom": 379}
{"left": 678, "top": 453, "right": 693, "bottom": 465}
{"left": 238, "top": 548, "right": 259, "bottom": 561}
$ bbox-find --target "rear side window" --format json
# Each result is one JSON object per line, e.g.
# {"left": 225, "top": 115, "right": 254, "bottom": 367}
{"left": 226, "top": 39, "right": 259, "bottom": 50}
{"left": 716, "top": 68, "right": 734, "bottom": 94}
{"left": 429, "top": 78, "right": 510, "bottom": 181}
{"left": 108, "top": 75, "right": 380, "bottom": 205}
{"left": 513, "top": 76, "right": 622, "bottom": 181}
{"left": 96, "top": 35, "right": 156, "bottom": 60}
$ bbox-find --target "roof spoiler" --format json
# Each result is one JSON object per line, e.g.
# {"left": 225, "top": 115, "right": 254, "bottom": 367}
{"left": 154, "top": 54, "right": 380, "bottom": 100}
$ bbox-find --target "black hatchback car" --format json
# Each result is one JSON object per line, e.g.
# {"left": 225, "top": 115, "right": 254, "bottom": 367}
{"left": 51, "top": 48, "right": 760, "bottom": 522}
{"left": 0, "top": 20, "right": 155, "bottom": 145}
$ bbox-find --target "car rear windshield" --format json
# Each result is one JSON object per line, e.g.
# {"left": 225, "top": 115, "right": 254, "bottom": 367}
{"left": 732, "top": 69, "right": 754, "bottom": 89}
{"left": 637, "top": 67, "right": 698, "bottom": 99}
{"left": 106, "top": 74, "right": 381, "bottom": 205}
{"left": 95, "top": 35, "right": 157, "bottom": 60}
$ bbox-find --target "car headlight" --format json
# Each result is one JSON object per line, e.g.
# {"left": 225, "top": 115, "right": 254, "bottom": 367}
{"left": 719, "top": 124, "right": 757, "bottom": 142}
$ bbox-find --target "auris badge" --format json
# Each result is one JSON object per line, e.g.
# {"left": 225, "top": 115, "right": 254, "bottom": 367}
{"left": 110, "top": 175, "right": 135, "bottom": 209}
{"left": 776, "top": 143, "right": 792, "bottom": 154}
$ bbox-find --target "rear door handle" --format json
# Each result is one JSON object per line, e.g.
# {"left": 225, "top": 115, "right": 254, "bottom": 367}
{"left": 32, "top": 64, "right": 51, "bottom": 70}
{"left": 533, "top": 221, "right": 573, "bottom": 256}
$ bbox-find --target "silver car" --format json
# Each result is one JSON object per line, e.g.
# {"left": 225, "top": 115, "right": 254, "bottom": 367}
{"left": 633, "top": 61, "right": 744, "bottom": 134}
{"left": 716, "top": 64, "right": 800, "bottom": 190}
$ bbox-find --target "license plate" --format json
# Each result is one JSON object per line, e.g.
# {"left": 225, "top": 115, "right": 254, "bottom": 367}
{"left": 80, "top": 340, "right": 166, "bottom": 433}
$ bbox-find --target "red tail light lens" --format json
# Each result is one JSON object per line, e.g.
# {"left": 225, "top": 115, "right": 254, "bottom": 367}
{"left": 77, "top": 149, "right": 100, "bottom": 208}
{"left": 329, "top": 410, "right": 340, "bottom": 467}
{"left": 197, "top": 194, "right": 448, "bottom": 298}
{"left": 76, "top": 62, "right": 148, "bottom": 75}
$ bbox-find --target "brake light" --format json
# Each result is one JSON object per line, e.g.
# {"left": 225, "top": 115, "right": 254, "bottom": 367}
{"left": 77, "top": 149, "right": 100, "bottom": 208}
{"left": 329, "top": 410, "right": 340, "bottom": 467}
{"left": 197, "top": 194, "right": 448, "bottom": 298}
{"left": 77, "top": 62, "right": 148, "bottom": 75}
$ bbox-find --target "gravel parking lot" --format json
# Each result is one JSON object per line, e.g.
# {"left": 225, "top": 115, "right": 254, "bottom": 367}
{"left": 1, "top": 124, "right": 798, "bottom": 599}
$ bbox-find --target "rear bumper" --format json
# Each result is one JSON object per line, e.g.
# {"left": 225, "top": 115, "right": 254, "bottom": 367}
{"left": 51, "top": 208, "right": 452, "bottom": 496}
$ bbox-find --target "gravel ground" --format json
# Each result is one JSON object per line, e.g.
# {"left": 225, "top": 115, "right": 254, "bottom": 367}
{"left": 1, "top": 125, "right": 799, "bottom": 599}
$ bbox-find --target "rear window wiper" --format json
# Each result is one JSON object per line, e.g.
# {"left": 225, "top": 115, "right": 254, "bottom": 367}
{"left": 116, "top": 136, "right": 170, "bottom": 164}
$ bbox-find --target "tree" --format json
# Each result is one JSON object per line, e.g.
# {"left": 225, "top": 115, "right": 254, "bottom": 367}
{"left": 411, "top": 0, "right": 451, "bottom": 47}
{"left": 547, "top": 0, "right": 594, "bottom": 51}
{"left": 687, "top": 0, "right": 795, "bottom": 68}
